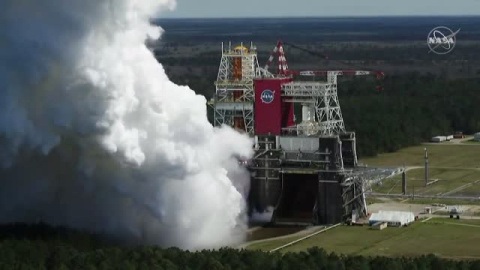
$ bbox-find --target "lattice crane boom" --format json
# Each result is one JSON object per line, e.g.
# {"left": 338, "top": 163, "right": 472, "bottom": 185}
{"left": 263, "top": 40, "right": 385, "bottom": 86}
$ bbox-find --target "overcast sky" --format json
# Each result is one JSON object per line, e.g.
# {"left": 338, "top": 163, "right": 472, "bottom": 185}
{"left": 160, "top": 0, "right": 480, "bottom": 18}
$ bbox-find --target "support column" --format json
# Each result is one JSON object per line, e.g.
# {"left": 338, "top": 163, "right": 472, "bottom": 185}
{"left": 424, "top": 148, "right": 429, "bottom": 187}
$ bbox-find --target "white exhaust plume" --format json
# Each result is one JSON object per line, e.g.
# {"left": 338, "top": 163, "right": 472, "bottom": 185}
{"left": 0, "top": 0, "right": 253, "bottom": 249}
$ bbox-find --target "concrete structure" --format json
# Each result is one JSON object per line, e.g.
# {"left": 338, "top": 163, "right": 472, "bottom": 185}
{"left": 372, "top": 222, "right": 388, "bottom": 230}
{"left": 369, "top": 211, "right": 415, "bottom": 227}
{"left": 424, "top": 148, "right": 429, "bottom": 187}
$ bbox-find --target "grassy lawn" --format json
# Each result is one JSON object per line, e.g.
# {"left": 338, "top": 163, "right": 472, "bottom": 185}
{"left": 452, "top": 181, "right": 480, "bottom": 197}
{"left": 371, "top": 168, "right": 480, "bottom": 196}
{"left": 462, "top": 139, "right": 480, "bottom": 145}
{"left": 403, "top": 198, "right": 480, "bottom": 206}
{"left": 366, "top": 197, "right": 385, "bottom": 205}
{"left": 246, "top": 235, "right": 302, "bottom": 251}
{"left": 428, "top": 218, "right": 480, "bottom": 226}
{"left": 361, "top": 144, "right": 480, "bottom": 169}
{"left": 247, "top": 219, "right": 480, "bottom": 259}
{"left": 247, "top": 227, "right": 306, "bottom": 241}
{"left": 363, "top": 144, "right": 480, "bottom": 197}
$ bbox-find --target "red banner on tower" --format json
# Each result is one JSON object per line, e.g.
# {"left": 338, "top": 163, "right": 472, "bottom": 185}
{"left": 254, "top": 78, "right": 293, "bottom": 135}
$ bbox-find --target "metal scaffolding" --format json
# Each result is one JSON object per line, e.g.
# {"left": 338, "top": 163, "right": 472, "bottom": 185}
{"left": 281, "top": 74, "right": 346, "bottom": 136}
{"left": 213, "top": 42, "right": 259, "bottom": 134}
{"left": 209, "top": 41, "right": 381, "bottom": 225}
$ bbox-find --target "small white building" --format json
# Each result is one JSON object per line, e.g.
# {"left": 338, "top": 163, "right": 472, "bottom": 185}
{"left": 431, "top": 136, "right": 447, "bottom": 143}
{"left": 369, "top": 211, "right": 415, "bottom": 227}
{"left": 474, "top": 133, "right": 480, "bottom": 142}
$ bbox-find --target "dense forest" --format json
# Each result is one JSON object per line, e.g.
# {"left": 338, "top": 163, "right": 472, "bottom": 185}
{"left": 340, "top": 73, "right": 480, "bottom": 156}
{"left": 1, "top": 223, "right": 479, "bottom": 270}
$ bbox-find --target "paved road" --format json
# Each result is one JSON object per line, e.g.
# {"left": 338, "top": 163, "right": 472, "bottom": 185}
{"left": 237, "top": 226, "right": 324, "bottom": 250}
{"left": 269, "top": 224, "right": 341, "bottom": 252}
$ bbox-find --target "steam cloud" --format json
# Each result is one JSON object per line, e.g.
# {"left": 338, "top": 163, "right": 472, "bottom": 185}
{"left": 0, "top": 0, "right": 252, "bottom": 249}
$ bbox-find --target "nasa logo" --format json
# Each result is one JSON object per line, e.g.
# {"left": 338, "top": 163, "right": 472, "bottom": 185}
{"left": 261, "top": 89, "right": 275, "bottom": 104}
{"left": 427, "top": 26, "right": 460, "bottom": 55}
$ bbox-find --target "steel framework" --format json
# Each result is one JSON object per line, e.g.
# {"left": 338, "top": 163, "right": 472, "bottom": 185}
{"left": 213, "top": 42, "right": 260, "bottom": 134}
{"left": 281, "top": 73, "right": 346, "bottom": 136}
{"left": 341, "top": 173, "right": 369, "bottom": 222}
{"left": 244, "top": 41, "right": 380, "bottom": 225}
{"left": 261, "top": 41, "right": 383, "bottom": 137}
{"left": 264, "top": 41, "right": 289, "bottom": 75}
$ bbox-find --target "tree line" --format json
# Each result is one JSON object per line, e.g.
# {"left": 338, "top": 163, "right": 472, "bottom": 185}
{"left": 340, "top": 73, "right": 480, "bottom": 157}
{"left": 0, "top": 223, "right": 479, "bottom": 270}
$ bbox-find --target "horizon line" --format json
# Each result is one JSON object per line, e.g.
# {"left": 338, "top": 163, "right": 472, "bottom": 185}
{"left": 156, "top": 14, "right": 480, "bottom": 20}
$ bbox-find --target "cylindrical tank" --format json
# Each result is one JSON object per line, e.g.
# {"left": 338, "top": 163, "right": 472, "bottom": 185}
{"left": 302, "top": 104, "right": 315, "bottom": 122}
{"left": 233, "top": 56, "right": 243, "bottom": 101}
{"left": 297, "top": 104, "right": 318, "bottom": 136}
{"left": 233, "top": 57, "right": 242, "bottom": 81}
{"left": 233, "top": 117, "right": 245, "bottom": 131}
{"left": 232, "top": 46, "right": 246, "bottom": 101}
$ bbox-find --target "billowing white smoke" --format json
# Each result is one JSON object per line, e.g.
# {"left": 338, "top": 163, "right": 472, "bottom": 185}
{"left": 0, "top": 0, "right": 252, "bottom": 249}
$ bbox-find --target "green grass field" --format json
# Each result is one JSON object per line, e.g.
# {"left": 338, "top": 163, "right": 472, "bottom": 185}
{"left": 361, "top": 144, "right": 480, "bottom": 169}
{"left": 246, "top": 235, "right": 303, "bottom": 252}
{"left": 363, "top": 144, "right": 480, "bottom": 196}
{"left": 462, "top": 139, "right": 480, "bottom": 145}
{"left": 403, "top": 197, "right": 480, "bottom": 206}
{"left": 247, "top": 219, "right": 480, "bottom": 259}
{"left": 372, "top": 168, "right": 480, "bottom": 196}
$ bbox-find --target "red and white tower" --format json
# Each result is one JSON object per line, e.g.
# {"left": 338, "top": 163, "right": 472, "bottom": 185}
{"left": 213, "top": 42, "right": 259, "bottom": 134}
